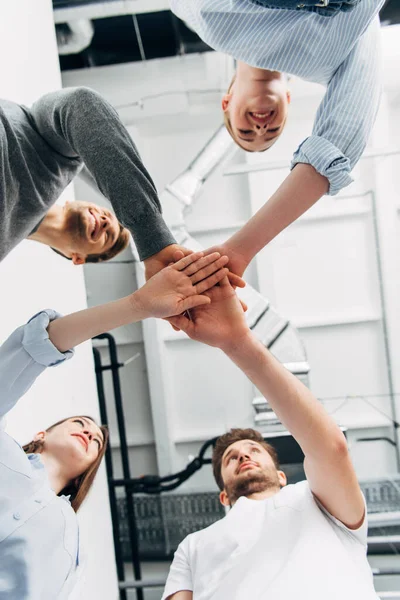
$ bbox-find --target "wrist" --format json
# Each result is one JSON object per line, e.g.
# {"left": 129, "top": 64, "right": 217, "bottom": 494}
{"left": 128, "top": 290, "right": 151, "bottom": 321}
{"left": 220, "top": 329, "right": 256, "bottom": 357}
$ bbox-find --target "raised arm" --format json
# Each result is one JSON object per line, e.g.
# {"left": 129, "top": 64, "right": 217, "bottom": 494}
{"left": 170, "top": 280, "right": 365, "bottom": 529}
{"left": 0, "top": 252, "right": 228, "bottom": 418}
{"left": 205, "top": 19, "right": 381, "bottom": 277}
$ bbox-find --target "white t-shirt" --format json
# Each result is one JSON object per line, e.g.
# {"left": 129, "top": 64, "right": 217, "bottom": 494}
{"left": 162, "top": 481, "right": 378, "bottom": 600}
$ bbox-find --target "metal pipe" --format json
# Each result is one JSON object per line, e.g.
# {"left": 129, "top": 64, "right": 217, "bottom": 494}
{"left": 93, "top": 347, "right": 127, "bottom": 600}
{"left": 370, "top": 191, "right": 400, "bottom": 470}
{"left": 95, "top": 333, "right": 144, "bottom": 600}
{"left": 120, "top": 578, "right": 166, "bottom": 589}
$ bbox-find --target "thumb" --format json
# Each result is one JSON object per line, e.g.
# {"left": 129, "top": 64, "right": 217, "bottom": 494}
{"left": 179, "top": 295, "right": 211, "bottom": 312}
{"left": 169, "top": 314, "right": 192, "bottom": 332}
{"left": 173, "top": 250, "right": 185, "bottom": 262}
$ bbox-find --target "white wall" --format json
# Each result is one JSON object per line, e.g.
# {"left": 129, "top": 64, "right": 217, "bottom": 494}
{"left": 0, "top": 2, "right": 118, "bottom": 598}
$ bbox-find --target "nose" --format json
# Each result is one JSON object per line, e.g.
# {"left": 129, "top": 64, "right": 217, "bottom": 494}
{"left": 100, "top": 214, "right": 109, "bottom": 230}
{"left": 255, "top": 125, "right": 268, "bottom": 136}
{"left": 239, "top": 451, "right": 251, "bottom": 463}
{"left": 83, "top": 429, "right": 93, "bottom": 441}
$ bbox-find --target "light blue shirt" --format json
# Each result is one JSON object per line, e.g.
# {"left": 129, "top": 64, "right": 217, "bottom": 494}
{"left": 170, "top": 0, "right": 384, "bottom": 195}
{"left": 0, "top": 310, "right": 79, "bottom": 600}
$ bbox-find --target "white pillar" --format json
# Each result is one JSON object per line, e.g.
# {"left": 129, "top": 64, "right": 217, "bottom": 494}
{"left": 0, "top": 1, "right": 119, "bottom": 597}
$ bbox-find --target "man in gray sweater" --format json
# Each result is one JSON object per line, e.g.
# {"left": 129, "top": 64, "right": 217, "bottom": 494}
{"left": 0, "top": 86, "right": 186, "bottom": 269}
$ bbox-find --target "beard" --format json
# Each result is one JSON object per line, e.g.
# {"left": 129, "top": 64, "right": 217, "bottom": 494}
{"left": 65, "top": 204, "right": 88, "bottom": 244}
{"left": 224, "top": 468, "right": 281, "bottom": 505}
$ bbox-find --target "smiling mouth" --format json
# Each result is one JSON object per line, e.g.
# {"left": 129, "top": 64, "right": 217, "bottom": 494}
{"left": 88, "top": 209, "right": 100, "bottom": 241}
{"left": 249, "top": 111, "right": 275, "bottom": 125}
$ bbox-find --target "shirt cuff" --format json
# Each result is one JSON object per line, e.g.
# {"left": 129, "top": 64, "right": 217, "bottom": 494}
{"left": 22, "top": 310, "right": 74, "bottom": 367}
{"left": 291, "top": 135, "right": 353, "bottom": 196}
{"left": 129, "top": 211, "right": 177, "bottom": 261}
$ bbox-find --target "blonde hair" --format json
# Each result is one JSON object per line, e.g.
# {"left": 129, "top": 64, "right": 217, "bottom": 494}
{"left": 23, "top": 415, "right": 108, "bottom": 512}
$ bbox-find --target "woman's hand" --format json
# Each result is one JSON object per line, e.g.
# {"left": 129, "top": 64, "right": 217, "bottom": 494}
{"left": 132, "top": 251, "right": 230, "bottom": 319}
{"left": 202, "top": 242, "right": 249, "bottom": 286}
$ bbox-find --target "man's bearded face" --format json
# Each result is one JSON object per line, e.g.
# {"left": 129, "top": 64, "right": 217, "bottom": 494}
{"left": 220, "top": 440, "right": 282, "bottom": 505}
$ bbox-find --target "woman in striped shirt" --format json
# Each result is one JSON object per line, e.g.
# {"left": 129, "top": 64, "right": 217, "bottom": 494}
{"left": 170, "top": 0, "right": 384, "bottom": 279}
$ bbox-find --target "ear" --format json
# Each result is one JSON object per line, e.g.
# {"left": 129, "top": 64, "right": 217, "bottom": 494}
{"left": 219, "top": 490, "right": 230, "bottom": 507}
{"left": 33, "top": 431, "right": 46, "bottom": 442}
{"left": 221, "top": 93, "right": 232, "bottom": 112}
{"left": 278, "top": 470, "right": 287, "bottom": 488}
{"left": 286, "top": 90, "right": 291, "bottom": 104}
{"left": 71, "top": 253, "right": 86, "bottom": 266}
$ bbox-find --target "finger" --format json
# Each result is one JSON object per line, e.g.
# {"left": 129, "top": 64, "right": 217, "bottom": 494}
{"left": 173, "top": 250, "right": 186, "bottom": 262}
{"left": 240, "top": 300, "right": 248, "bottom": 313}
{"left": 227, "top": 272, "right": 246, "bottom": 288}
{"left": 172, "top": 251, "right": 205, "bottom": 271}
{"left": 195, "top": 268, "right": 229, "bottom": 294}
{"left": 190, "top": 256, "right": 229, "bottom": 284}
{"left": 169, "top": 314, "right": 192, "bottom": 331}
{"left": 182, "top": 252, "right": 222, "bottom": 276}
{"left": 179, "top": 295, "right": 211, "bottom": 312}
{"left": 219, "top": 275, "right": 231, "bottom": 288}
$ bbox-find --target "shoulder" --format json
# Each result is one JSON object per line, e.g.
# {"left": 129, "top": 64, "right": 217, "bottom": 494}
{"left": 178, "top": 513, "right": 227, "bottom": 553}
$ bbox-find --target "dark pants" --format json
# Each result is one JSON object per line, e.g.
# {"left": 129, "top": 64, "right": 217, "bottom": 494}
{"left": 248, "top": 0, "right": 361, "bottom": 17}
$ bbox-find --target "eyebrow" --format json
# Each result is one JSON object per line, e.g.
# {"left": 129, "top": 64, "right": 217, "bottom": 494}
{"left": 223, "top": 442, "right": 261, "bottom": 464}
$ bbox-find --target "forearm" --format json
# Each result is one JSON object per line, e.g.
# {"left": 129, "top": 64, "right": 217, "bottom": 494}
{"left": 227, "top": 164, "right": 328, "bottom": 264}
{"left": 47, "top": 294, "right": 147, "bottom": 353}
{"left": 223, "top": 332, "right": 343, "bottom": 459}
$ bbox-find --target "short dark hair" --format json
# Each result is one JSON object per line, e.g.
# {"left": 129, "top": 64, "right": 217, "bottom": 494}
{"left": 51, "top": 223, "right": 130, "bottom": 264}
{"left": 212, "top": 428, "right": 280, "bottom": 491}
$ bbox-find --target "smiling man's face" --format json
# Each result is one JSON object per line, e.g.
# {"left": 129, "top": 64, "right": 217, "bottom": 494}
{"left": 63, "top": 200, "right": 122, "bottom": 263}
{"left": 220, "top": 439, "right": 285, "bottom": 505}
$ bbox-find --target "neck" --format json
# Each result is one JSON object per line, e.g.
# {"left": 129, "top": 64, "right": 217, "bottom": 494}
{"left": 28, "top": 205, "right": 67, "bottom": 249}
{"left": 230, "top": 486, "right": 280, "bottom": 506}
{"left": 39, "top": 451, "right": 73, "bottom": 494}
{"left": 236, "top": 60, "right": 282, "bottom": 83}
{"left": 245, "top": 487, "right": 280, "bottom": 501}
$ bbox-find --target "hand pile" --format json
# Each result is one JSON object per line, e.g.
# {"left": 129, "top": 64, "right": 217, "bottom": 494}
{"left": 137, "top": 243, "right": 250, "bottom": 348}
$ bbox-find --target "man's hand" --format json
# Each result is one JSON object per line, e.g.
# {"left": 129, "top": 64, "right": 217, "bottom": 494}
{"left": 168, "top": 277, "right": 250, "bottom": 349}
{"left": 144, "top": 244, "right": 193, "bottom": 281}
{"left": 134, "top": 252, "right": 230, "bottom": 319}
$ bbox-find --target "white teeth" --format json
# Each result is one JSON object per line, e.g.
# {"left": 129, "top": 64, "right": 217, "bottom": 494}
{"left": 252, "top": 112, "right": 271, "bottom": 118}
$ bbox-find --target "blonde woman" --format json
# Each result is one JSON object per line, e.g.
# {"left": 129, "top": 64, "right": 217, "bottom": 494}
{"left": 171, "top": 0, "right": 384, "bottom": 280}
{"left": 0, "top": 251, "right": 232, "bottom": 600}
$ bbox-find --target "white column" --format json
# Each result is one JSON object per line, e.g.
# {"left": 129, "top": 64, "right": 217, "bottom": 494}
{"left": 0, "top": 1, "right": 119, "bottom": 598}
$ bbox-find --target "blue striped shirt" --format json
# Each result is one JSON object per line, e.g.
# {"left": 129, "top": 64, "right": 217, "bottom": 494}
{"left": 170, "top": 0, "right": 384, "bottom": 195}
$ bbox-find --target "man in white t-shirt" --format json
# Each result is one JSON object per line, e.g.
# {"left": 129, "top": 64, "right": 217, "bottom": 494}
{"left": 164, "top": 277, "right": 379, "bottom": 600}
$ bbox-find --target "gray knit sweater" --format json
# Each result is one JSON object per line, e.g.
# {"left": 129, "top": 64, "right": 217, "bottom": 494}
{"left": 0, "top": 87, "right": 175, "bottom": 263}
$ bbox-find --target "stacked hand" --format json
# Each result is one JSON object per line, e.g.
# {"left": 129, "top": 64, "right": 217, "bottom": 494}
{"left": 144, "top": 243, "right": 248, "bottom": 288}
{"left": 134, "top": 251, "right": 231, "bottom": 319}
{"left": 168, "top": 276, "right": 250, "bottom": 350}
{"left": 141, "top": 242, "right": 251, "bottom": 348}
